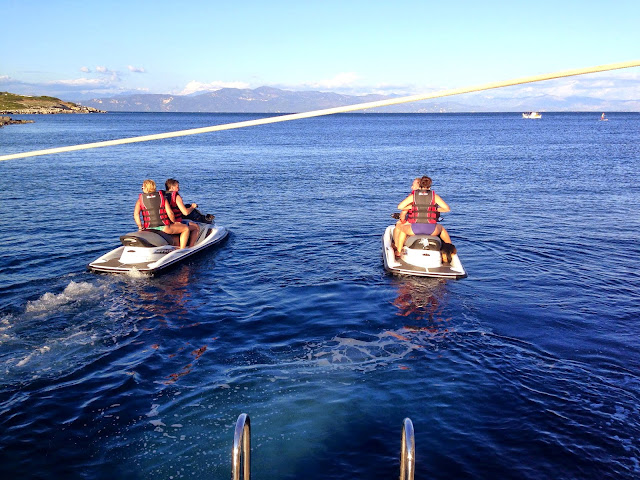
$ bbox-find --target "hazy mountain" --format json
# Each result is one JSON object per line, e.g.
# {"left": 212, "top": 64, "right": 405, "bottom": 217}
{"left": 75, "top": 86, "right": 638, "bottom": 113}
{"left": 76, "top": 87, "right": 482, "bottom": 113}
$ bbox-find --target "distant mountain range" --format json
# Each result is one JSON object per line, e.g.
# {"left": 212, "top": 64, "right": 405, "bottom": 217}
{"left": 76, "top": 86, "right": 639, "bottom": 113}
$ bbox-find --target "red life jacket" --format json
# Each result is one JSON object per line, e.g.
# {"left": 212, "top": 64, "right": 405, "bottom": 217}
{"left": 139, "top": 191, "right": 170, "bottom": 229}
{"left": 164, "top": 190, "right": 183, "bottom": 223}
{"left": 409, "top": 189, "right": 438, "bottom": 224}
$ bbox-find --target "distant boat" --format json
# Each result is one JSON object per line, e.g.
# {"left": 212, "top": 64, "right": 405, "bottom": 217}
{"left": 600, "top": 112, "right": 609, "bottom": 121}
{"left": 522, "top": 111, "right": 542, "bottom": 119}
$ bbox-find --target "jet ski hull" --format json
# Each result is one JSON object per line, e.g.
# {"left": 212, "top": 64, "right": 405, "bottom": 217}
{"left": 382, "top": 225, "right": 466, "bottom": 279}
{"left": 88, "top": 223, "right": 229, "bottom": 275}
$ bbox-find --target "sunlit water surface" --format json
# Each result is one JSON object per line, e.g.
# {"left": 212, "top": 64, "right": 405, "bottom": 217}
{"left": 1, "top": 112, "right": 639, "bottom": 479}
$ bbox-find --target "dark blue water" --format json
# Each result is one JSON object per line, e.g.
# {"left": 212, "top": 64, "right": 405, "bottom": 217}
{"left": 1, "top": 112, "right": 639, "bottom": 479}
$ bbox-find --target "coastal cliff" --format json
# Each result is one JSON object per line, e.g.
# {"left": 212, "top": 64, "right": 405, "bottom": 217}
{"left": 0, "top": 91, "right": 106, "bottom": 114}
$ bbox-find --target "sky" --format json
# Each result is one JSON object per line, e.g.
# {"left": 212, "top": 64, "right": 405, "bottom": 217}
{"left": 2, "top": 0, "right": 639, "bottom": 107}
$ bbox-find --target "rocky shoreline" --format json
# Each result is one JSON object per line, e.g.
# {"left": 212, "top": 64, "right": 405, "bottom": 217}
{"left": 0, "top": 105, "right": 105, "bottom": 115}
{"left": 0, "top": 116, "right": 35, "bottom": 127}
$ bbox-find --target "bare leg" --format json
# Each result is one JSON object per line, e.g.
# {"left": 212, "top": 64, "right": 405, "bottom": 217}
{"left": 178, "top": 226, "right": 189, "bottom": 249}
{"left": 164, "top": 223, "right": 190, "bottom": 249}
{"left": 188, "top": 223, "right": 200, "bottom": 247}
{"left": 436, "top": 225, "right": 451, "bottom": 244}
{"left": 393, "top": 220, "right": 403, "bottom": 246}
{"left": 395, "top": 224, "right": 414, "bottom": 255}
{"left": 393, "top": 211, "right": 410, "bottom": 246}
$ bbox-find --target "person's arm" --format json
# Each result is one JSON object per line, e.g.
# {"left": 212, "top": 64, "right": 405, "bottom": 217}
{"left": 397, "top": 194, "right": 413, "bottom": 211}
{"left": 175, "top": 194, "right": 196, "bottom": 216}
{"left": 134, "top": 199, "right": 143, "bottom": 230}
{"left": 165, "top": 203, "right": 176, "bottom": 223}
{"left": 434, "top": 194, "right": 450, "bottom": 213}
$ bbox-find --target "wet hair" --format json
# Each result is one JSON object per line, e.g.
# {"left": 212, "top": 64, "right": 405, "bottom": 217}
{"left": 142, "top": 179, "right": 156, "bottom": 193}
{"left": 419, "top": 176, "right": 432, "bottom": 189}
{"left": 165, "top": 178, "right": 179, "bottom": 190}
{"left": 441, "top": 243, "right": 457, "bottom": 264}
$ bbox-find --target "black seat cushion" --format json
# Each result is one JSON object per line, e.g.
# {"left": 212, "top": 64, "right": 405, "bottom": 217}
{"left": 120, "top": 230, "right": 179, "bottom": 248}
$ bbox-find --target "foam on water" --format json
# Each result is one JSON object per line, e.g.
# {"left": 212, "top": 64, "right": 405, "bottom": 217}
{"left": 126, "top": 267, "right": 150, "bottom": 279}
{"left": 25, "top": 280, "right": 104, "bottom": 313}
{"left": 1, "top": 279, "right": 143, "bottom": 384}
{"left": 299, "top": 330, "right": 427, "bottom": 372}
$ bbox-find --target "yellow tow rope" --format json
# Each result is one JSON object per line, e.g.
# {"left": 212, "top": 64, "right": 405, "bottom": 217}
{"left": 1, "top": 60, "right": 638, "bottom": 162}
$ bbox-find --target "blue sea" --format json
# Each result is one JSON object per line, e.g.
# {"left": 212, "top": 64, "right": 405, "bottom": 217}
{"left": 1, "top": 112, "right": 639, "bottom": 479}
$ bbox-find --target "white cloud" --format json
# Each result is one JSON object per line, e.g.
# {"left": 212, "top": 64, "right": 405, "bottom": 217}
{"left": 492, "top": 75, "right": 640, "bottom": 102}
{"left": 95, "top": 66, "right": 109, "bottom": 73}
{"left": 80, "top": 66, "right": 91, "bottom": 73}
{"left": 177, "top": 80, "right": 251, "bottom": 95}
{"left": 305, "top": 72, "right": 360, "bottom": 90}
{"left": 128, "top": 65, "right": 146, "bottom": 73}
{"left": 0, "top": 75, "right": 11, "bottom": 83}
{"left": 369, "top": 82, "right": 427, "bottom": 96}
{"left": 53, "top": 77, "right": 114, "bottom": 87}
{"left": 536, "top": 81, "right": 579, "bottom": 98}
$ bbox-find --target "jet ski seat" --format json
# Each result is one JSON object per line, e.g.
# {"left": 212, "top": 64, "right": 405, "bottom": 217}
{"left": 120, "top": 230, "right": 180, "bottom": 248}
{"left": 404, "top": 235, "right": 442, "bottom": 251}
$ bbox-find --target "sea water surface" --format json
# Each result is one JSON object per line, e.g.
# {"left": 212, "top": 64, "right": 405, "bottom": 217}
{"left": 1, "top": 112, "right": 639, "bottom": 479}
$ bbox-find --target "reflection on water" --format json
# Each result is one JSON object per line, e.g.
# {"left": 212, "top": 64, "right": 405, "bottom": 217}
{"left": 392, "top": 277, "right": 449, "bottom": 326}
{"left": 132, "top": 266, "right": 193, "bottom": 320}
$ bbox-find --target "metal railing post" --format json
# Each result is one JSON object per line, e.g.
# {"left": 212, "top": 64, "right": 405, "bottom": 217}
{"left": 232, "top": 413, "right": 251, "bottom": 480}
{"left": 400, "top": 417, "right": 415, "bottom": 480}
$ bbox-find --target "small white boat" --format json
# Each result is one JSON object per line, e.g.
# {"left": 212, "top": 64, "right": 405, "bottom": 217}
{"left": 522, "top": 111, "right": 542, "bottom": 119}
{"left": 88, "top": 222, "right": 228, "bottom": 275}
{"left": 382, "top": 225, "right": 466, "bottom": 279}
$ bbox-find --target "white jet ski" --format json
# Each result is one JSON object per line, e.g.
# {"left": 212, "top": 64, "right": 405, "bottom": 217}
{"left": 88, "top": 221, "right": 228, "bottom": 275}
{"left": 382, "top": 225, "right": 467, "bottom": 279}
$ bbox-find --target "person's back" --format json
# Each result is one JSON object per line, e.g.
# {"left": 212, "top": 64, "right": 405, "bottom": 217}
{"left": 410, "top": 188, "right": 439, "bottom": 224}
{"left": 139, "top": 188, "right": 170, "bottom": 229}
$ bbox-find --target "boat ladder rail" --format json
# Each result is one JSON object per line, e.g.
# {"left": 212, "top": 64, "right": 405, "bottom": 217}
{"left": 230, "top": 414, "right": 415, "bottom": 480}
{"left": 232, "top": 413, "right": 251, "bottom": 480}
{"left": 400, "top": 417, "right": 415, "bottom": 480}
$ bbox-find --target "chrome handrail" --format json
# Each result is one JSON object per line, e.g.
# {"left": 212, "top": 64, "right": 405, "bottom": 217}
{"left": 232, "top": 413, "right": 251, "bottom": 480}
{"left": 400, "top": 417, "right": 415, "bottom": 480}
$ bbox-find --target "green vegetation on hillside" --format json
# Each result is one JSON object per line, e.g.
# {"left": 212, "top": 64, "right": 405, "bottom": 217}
{"left": 0, "top": 92, "right": 104, "bottom": 113}
{"left": 1, "top": 91, "right": 74, "bottom": 110}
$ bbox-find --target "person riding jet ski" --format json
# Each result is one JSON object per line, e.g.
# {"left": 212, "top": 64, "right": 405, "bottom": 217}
{"left": 393, "top": 175, "right": 452, "bottom": 259}
{"left": 164, "top": 178, "right": 214, "bottom": 224}
{"left": 163, "top": 178, "right": 203, "bottom": 248}
{"left": 134, "top": 179, "right": 190, "bottom": 249}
